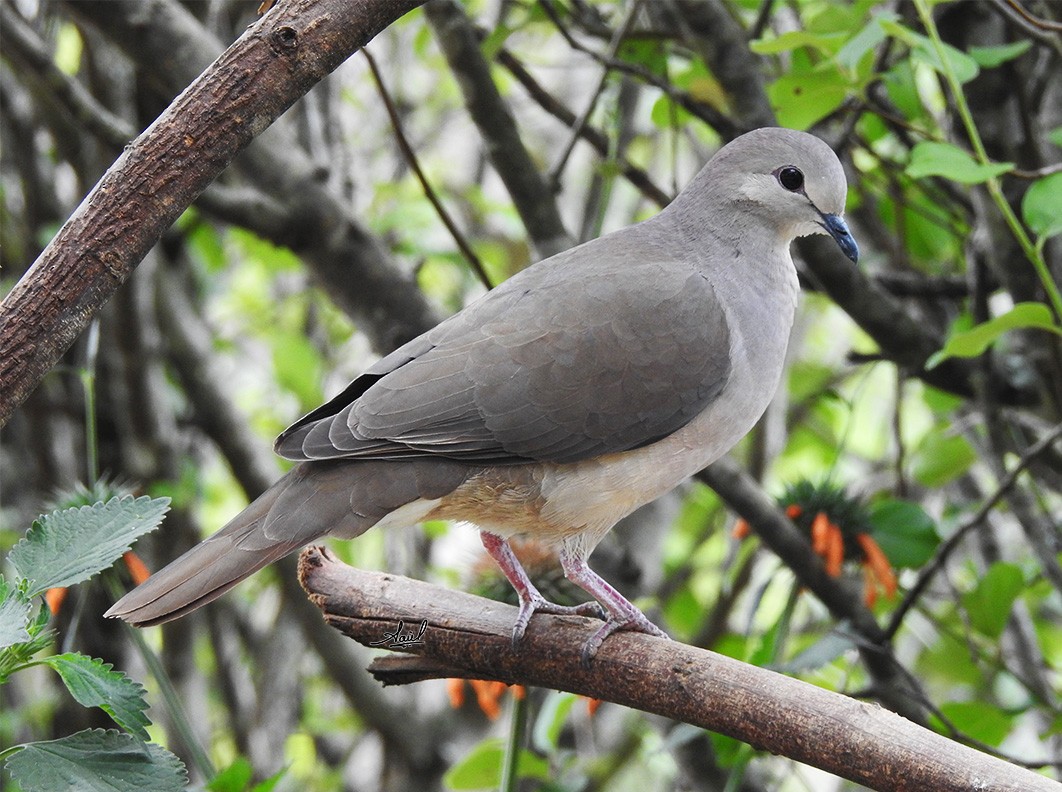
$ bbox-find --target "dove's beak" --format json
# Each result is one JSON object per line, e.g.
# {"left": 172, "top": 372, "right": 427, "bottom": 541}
{"left": 819, "top": 212, "right": 859, "bottom": 263}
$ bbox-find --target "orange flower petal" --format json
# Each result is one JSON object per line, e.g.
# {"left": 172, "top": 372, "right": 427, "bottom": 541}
{"left": 586, "top": 697, "right": 602, "bottom": 717}
{"left": 45, "top": 587, "right": 68, "bottom": 616}
{"left": 446, "top": 678, "right": 465, "bottom": 709}
{"left": 786, "top": 504, "right": 803, "bottom": 519}
{"left": 857, "top": 534, "right": 897, "bottom": 598}
{"left": 811, "top": 512, "right": 830, "bottom": 555}
{"left": 732, "top": 519, "right": 750, "bottom": 539}
{"left": 825, "top": 523, "right": 844, "bottom": 577}
{"left": 511, "top": 684, "right": 526, "bottom": 700}
{"left": 470, "top": 679, "right": 503, "bottom": 720}
{"left": 122, "top": 551, "right": 151, "bottom": 585}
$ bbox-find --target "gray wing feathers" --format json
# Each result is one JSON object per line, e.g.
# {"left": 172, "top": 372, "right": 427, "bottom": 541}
{"left": 276, "top": 228, "right": 732, "bottom": 465}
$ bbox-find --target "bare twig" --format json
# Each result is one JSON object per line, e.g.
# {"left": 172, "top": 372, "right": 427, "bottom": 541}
{"left": 362, "top": 47, "right": 492, "bottom": 289}
{"left": 298, "top": 547, "right": 1059, "bottom": 792}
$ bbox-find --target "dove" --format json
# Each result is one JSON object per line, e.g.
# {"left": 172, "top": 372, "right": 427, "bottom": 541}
{"left": 107, "top": 127, "right": 858, "bottom": 662}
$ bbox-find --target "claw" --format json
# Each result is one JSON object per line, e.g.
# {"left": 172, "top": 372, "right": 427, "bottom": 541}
{"left": 510, "top": 594, "right": 605, "bottom": 649}
{"left": 579, "top": 613, "right": 670, "bottom": 668}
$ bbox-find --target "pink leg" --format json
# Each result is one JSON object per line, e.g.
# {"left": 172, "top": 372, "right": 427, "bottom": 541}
{"left": 480, "top": 532, "right": 604, "bottom": 648}
{"left": 559, "top": 547, "right": 669, "bottom": 666}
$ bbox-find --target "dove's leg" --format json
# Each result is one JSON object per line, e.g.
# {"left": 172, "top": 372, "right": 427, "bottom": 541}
{"left": 558, "top": 547, "right": 669, "bottom": 667}
{"left": 480, "top": 532, "right": 605, "bottom": 648}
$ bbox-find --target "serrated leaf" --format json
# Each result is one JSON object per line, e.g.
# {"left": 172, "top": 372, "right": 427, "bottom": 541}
{"left": 906, "top": 141, "right": 1013, "bottom": 184}
{"left": 10, "top": 496, "right": 169, "bottom": 598}
{"left": 1022, "top": 172, "right": 1062, "bottom": 239}
{"left": 963, "top": 562, "right": 1024, "bottom": 639}
{"left": 43, "top": 653, "right": 151, "bottom": 741}
{"left": 0, "top": 576, "right": 32, "bottom": 651}
{"left": 927, "top": 302, "right": 1061, "bottom": 367}
{"left": 868, "top": 500, "right": 939, "bottom": 568}
{"left": 967, "top": 40, "right": 1031, "bottom": 68}
{"left": 4, "top": 729, "right": 186, "bottom": 792}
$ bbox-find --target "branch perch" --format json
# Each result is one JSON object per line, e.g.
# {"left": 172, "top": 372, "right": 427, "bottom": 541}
{"left": 0, "top": 0, "right": 426, "bottom": 425}
{"left": 298, "top": 546, "right": 1057, "bottom": 792}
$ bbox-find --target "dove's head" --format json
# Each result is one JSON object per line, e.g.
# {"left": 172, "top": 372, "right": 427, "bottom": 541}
{"left": 683, "top": 127, "right": 859, "bottom": 263}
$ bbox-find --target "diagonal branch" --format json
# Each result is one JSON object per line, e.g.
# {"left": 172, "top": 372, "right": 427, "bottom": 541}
{"left": 298, "top": 547, "right": 1057, "bottom": 792}
{"left": 0, "top": 0, "right": 427, "bottom": 426}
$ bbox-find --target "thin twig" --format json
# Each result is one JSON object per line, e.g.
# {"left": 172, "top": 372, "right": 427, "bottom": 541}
{"left": 549, "top": 0, "right": 643, "bottom": 183}
{"left": 885, "top": 421, "right": 1062, "bottom": 640}
{"left": 362, "top": 47, "right": 492, "bottom": 290}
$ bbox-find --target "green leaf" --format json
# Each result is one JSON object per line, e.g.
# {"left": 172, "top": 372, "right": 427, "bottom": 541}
{"left": 768, "top": 69, "right": 849, "bottom": 130}
{"left": 532, "top": 691, "right": 578, "bottom": 753}
{"left": 0, "top": 576, "right": 32, "bottom": 651}
{"left": 927, "top": 303, "right": 1061, "bottom": 367}
{"left": 10, "top": 496, "right": 170, "bottom": 599}
{"left": 43, "top": 653, "right": 151, "bottom": 741}
{"left": 910, "top": 430, "right": 976, "bottom": 488}
{"left": 206, "top": 758, "right": 285, "bottom": 792}
{"left": 271, "top": 332, "right": 324, "bottom": 411}
{"left": 443, "top": 738, "right": 549, "bottom": 790}
{"left": 750, "top": 30, "right": 838, "bottom": 56}
{"left": 1050, "top": 126, "right": 1062, "bottom": 148}
{"left": 1022, "top": 172, "right": 1062, "bottom": 239}
{"left": 906, "top": 141, "right": 1013, "bottom": 184}
{"left": 868, "top": 500, "right": 940, "bottom": 568}
{"left": 938, "top": 701, "right": 1015, "bottom": 747}
{"left": 880, "top": 20, "right": 979, "bottom": 83}
{"left": 835, "top": 11, "right": 896, "bottom": 70}
{"left": 963, "top": 562, "right": 1024, "bottom": 639}
{"left": 967, "top": 40, "right": 1031, "bottom": 68}
{"left": 208, "top": 758, "right": 253, "bottom": 792}
{"left": 4, "top": 729, "right": 186, "bottom": 792}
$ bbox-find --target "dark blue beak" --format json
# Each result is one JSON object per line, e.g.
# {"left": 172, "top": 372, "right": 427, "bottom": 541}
{"left": 819, "top": 212, "right": 859, "bottom": 263}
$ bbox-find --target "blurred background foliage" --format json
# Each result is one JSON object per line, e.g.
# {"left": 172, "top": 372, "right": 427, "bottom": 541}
{"left": 1, "top": 0, "right": 1059, "bottom": 790}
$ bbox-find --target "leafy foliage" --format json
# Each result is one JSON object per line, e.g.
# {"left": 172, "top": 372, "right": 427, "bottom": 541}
{"left": 1, "top": 0, "right": 1059, "bottom": 789}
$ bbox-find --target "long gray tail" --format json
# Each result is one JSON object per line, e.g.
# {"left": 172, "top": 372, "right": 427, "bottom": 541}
{"left": 105, "top": 459, "right": 469, "bottom": 627}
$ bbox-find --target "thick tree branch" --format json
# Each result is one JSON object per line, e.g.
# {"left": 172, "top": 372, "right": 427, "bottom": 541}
{"left": 298, "top": 547, "right": 1057, "bottom": 792}
{"left": 68, "top": 0, "right": 440, "bottom": 353}
{"left": 0, "top": 0, "right": 426, "bottom": 426}
{"left": 424, "top": 0, "right": 575, "bottom": 258}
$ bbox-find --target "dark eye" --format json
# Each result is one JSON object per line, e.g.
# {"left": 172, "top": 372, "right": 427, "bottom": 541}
{"left": 778, "top": 166, "right": 804, "bottom": 192}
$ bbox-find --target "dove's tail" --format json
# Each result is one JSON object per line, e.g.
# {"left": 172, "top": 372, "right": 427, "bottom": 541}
{"left": 105, "top": 459, "right": 469, "bottom": 626}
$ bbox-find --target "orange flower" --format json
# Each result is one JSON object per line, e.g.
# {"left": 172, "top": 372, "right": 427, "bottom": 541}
{"left": 856, "top": 533, "right": 897, "bottom": 605}
{"left": 45, "top": 587, "right": 68, "bottom": 616}
{"left": 122, "top": 551, "right": 151, "bottom": 585}
{"left": 732, "top": 519, "right": 750, "bottom": 539}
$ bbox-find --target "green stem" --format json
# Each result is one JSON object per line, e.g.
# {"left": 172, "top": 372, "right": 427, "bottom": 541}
{"left": 500, "top": 688, "right": 530, "bottom": 792}
{"left": 81, "top": 320, "right": 100, "bottom": 485}
{"left": 104, "top": 576, "right": 216, "bottom": 779}
{"left": 913, "top": 0, "right": 1062, "bottom": 322}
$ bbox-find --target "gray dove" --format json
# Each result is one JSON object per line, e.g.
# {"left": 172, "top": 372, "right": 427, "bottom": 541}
{"left": 106, "top": 127, "right": 858, "bottom": 662}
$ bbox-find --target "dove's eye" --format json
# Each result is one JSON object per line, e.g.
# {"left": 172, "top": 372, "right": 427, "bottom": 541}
{"left": 777, "top": 166, "right": 805, "bottom": 192}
